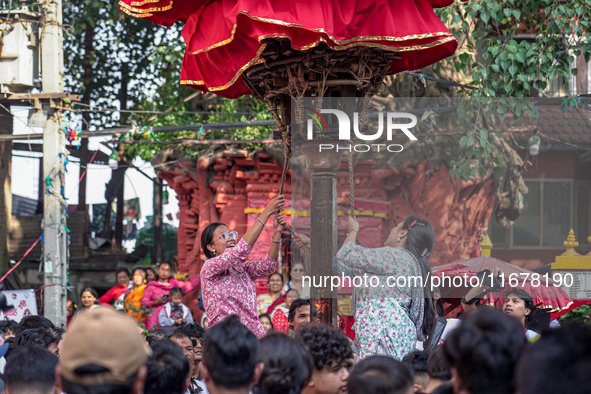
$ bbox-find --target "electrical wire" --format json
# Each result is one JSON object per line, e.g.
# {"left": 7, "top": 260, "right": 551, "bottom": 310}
{"left": 71, "top": 102, "right": 271, "bottom": 115}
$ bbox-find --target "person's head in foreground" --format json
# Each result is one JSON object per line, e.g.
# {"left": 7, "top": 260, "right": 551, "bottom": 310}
{"left": 296, "top": 322, "right": 353, "bottom": 394}
{"left": 401, "top": 350, "right": 429, "bottom": 393}
{"left": 144, "top": 339, "right": 190, "bottom": 394}
{"left": 288, "top": 298, "right": 311, "bottom": 332}
{"left": 443, "top": 307, "right": 527, "bottom": 394}
{"left": 145, "top": 332, "right": 166, "bottom": 346}
{"left": 56, "top": 306, "right": 151, "bottom": 394}
{"left": 254, "top": 332, "right": 311, "bottom": 394}
{"left": 15, "top": 315, "right": 54, "bottom": 336}
{"left": 15, "top": 327, "right": 59, "bottom": 357}
{"left": 501, "top": 288, "right": 535, "bottom": 328}
{"left": 425, "top": 345, "right": 451, "bottom": 393}
{"left": 200, "top": 315, "right": 263, "bottom": 393}
{"left": 430, "top": 382, "right": 454, "bottom": 394}
{"left": 4, "top": 345, "right": 59, "bottom": 394}
{"left": 517, "top": 324, "right": 591, "bottom": 394}
{"left": 348, "top": 355, "right": 413, "bottom": 394}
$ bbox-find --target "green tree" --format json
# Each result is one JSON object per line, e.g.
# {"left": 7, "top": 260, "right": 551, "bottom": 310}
{"left": 63, "top": 1, "right": 590, "bottom": 180}
{"left": 63, "top": 0, "right": 177, "bottom": 126}
{"left": 62, "top": 1, "right": 273, "bottom": 163}
{"left": 435, "top": 0, "right": 591, "bottom": 180}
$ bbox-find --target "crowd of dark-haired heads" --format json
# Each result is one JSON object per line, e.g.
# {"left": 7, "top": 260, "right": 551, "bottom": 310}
{"left": 0, "top": 297, "right": 588, "bottom": 394}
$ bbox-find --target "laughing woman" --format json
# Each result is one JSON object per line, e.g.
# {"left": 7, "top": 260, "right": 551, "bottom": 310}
{"left": 200, "top": 195, "right": 286, "bottom": 338}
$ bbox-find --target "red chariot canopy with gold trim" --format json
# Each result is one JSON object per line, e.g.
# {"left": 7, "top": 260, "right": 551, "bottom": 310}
{"left": 120, "top": 0, "right": 465, "bottom": 98}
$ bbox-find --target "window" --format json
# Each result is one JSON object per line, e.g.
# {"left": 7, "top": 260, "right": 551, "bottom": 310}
{"left": 576, "top": 183, "right": 591, "bottom": 247}
{"left": 514, "top": 181, "right": 542, "bottom": 246}
{"left": 489, "top": 180, "right": 590, "bottom": 248}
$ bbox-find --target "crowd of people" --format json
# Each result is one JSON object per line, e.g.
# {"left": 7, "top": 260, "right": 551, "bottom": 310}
{"left": 1, "top": 303, "right": 590, "bottom": 394}
{"left": 1, "top": 195, "right": 590, "bottom": 393}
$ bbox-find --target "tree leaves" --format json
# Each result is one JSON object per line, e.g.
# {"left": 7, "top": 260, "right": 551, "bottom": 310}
{"left": 436, "top": 0, "right": 591, "bottom": 181}
{"left": 63, "top": 1, "right": 274, "bottom": 161}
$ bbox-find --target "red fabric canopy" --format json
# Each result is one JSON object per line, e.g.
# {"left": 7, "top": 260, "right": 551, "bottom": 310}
{"left": 120, "top": 0, "right": 461, "bottom": 98}
{"left": 433, "top": 257, "right": 574, "bottom": 315}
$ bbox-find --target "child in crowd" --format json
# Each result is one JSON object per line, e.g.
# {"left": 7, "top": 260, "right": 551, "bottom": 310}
{"left": 158, "top": 287, "right": 194, "bottom": 328}
{"left": 259, "top": 314, "right": 273, "bottom": 334}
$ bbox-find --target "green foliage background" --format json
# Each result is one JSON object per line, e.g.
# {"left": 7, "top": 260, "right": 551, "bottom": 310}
{"left": 61, "top": 0, "right": 591, "bottom": 177}
{"left": 436, "top": 0, "right": 591, "bottom": 180}
{"left": 559, "top": 305, "right": 591, "bottom": 325}
{"left": 62, "top": 0, "right": 273, "bottom": 163}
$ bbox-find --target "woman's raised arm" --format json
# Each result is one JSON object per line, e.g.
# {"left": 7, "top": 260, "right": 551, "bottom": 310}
{"left": 242, "top": 195, "right": 285, "bottom": 246}
{"left": 243, "top": 214, "right": 285, "bottom": 278}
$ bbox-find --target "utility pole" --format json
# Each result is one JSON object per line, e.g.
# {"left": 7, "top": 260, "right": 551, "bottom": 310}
{"left": 153, "top": 178, "right": 163, "bottom": 264}
{"left": 41, "top": 0, "right": 68, "bottom": 327}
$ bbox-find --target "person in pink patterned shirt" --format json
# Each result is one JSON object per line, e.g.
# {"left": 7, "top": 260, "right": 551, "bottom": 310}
{"left": 200, "top": 195, "right": 286, "bottom": 338}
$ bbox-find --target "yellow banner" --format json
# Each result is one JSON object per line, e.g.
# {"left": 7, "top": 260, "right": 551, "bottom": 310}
{"left": 244, "top": 208, "right": 386, "bottom": 219}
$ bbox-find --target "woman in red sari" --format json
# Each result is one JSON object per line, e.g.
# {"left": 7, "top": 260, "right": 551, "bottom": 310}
{"left": 99, "top": 268, "right": 131, "bottom": 311}
{"left": 141, "top": 262, "right": 200, "bottom": 331}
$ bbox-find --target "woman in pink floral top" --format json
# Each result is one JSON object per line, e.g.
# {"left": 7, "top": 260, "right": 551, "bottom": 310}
{"left": 200, "top": 195, "right": 286, "bottom": 338}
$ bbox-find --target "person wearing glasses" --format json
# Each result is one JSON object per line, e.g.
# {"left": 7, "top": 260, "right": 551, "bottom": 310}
{"left": 282, "top": 261, "right": 310, "bottom": 299}
{"left": 142, "top": 261, "right": 201, "bottom": 331}
{"left": 200, "top": 195, "right": 286, "bottom": 338}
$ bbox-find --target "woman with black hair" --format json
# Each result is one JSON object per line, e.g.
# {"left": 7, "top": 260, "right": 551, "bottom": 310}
{"left": 462, "top": 269, "right": 541, "bottom": 341}
{"left": 337, "top": 214, "right": 437, "bottom": 360}
{"left": 125, "top": 267, "right": 149, "bottom": 324}
{"left": 200, "top": 194, "right": 285, "bottom": 338}
{"left": 502, "top": 288, "right": 539, "bottom": 341}
{"left": 98, "top": 267, "right": 131, "bottom": 311}
{"left": 259, "top": 313, "right": 274, "bottom": 334}
{"left": 146, "top": 267, "right": 157, "bottom": 283}
{"left": 76, "top": 287, "right": 100, "bottom": 315}
{"left": 256, "top": 272, "right": 284, "bottom": 315}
